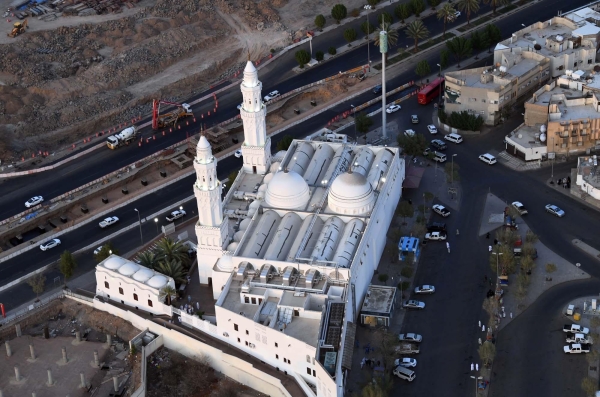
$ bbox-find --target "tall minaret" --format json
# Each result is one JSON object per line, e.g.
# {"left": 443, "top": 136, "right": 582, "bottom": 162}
{"left": 194, "top": 135, "right": 228, "bottom": 284}
{"left": 240, "top": 59, "right": 271, "bottom": 174}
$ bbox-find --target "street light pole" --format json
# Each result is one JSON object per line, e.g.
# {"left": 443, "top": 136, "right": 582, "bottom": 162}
{"left": 470, "top": 376, "right": 483, "bottom": 396}
{"left": 134, "top": 208, "right": 144, "bottom": 245}
{"left": 551, "top": 136, "right": 554, "bottom": 179}
{"left": 437, "top": 63, "right": 443, "bottom": 106}
{"left": 364, "top": 5, "right": 372, "bottom": 70}
{"left": 451, "top": 154, "right": 457, "bottom": 185}
{"left": 492, "top": 251, "right": 503, "bottom": 292}
{"left": 351, "top": 104, "right": 357, "bottom": 142}
{"left": 154, "top": 218, "right": 159, "bottom": 234}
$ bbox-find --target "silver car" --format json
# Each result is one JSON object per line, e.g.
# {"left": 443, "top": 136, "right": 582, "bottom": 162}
{"left": 414, "top": 285, "right": 436, "bottom": 294}
{"left": 40, "top": 238, "right": 61, "bottom": 251}
{"left": 403, "top": 300, "right": 426, "bottom": 309}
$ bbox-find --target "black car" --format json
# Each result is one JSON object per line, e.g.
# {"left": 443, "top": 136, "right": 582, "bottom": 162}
{"left": 373, "top": 85, "right": 382, "bottom": 94}
{"left": 431, "top": 139, "right": 447, "bottom": 151}
{"left": 426, "top": 222, "right": 447, "bottom": 232}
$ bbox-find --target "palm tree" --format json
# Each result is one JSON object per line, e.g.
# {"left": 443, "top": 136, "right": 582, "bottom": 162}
{"left": 445, "top": 36, "right": 472, "bottom": 67}
{"left": 155, "top": 259, "right": 187, "bottom": 284}
{"left": 373, "top": 21, "right": 399, "bottom": 60}
{"left": 404, "top": 20, "right": 430, "bottom": 52}
{"left": 483, "top": 0, "right": 506, "bottom": 14}
{"left": 457, "top": 0, "right": 480, "bottom": 25}
{"left": 159, "top": 285, "right": 177, "bottom": 306}
{"left": 137, "top": 251, "right": 158, "bottom": 269}
{"left": 437, "top": 4, "right": 456, "bottom": 38}
{"left": 155, "top": 237, "right": 188, "bottom": 266}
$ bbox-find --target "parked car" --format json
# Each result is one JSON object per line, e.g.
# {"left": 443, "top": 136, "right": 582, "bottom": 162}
{"left": 404, "top": 129, "right": 416, "bottom": 137}
{"left": 40, "top": 238, "right": 61, "bottom": 251}
{"left": 479, "top": 153, "right": 497, "bottom": 165}
{"left": 425, "top": 231, "right": 447, "bottom": 241}
{"left": 166, "top": 210, "right": 187, "bottom": 222}
{"left": 511, "top": 201, "right": 528, "bottom": 215}
{"left": 93, "top": 246, "right": 103, "bottom": 255}
{"left": 395, "top": 357, "right": 417, "bottom": 368}
{"left": 431, "top": 139, "right": 447, "bottom": 151}
{"left": 427, "top": 124, "right": 438, "bottom": 134}
{"left": 449, "top": 10, "right": 461, "bottom": 21}
{"left": 426, "top": 222, "right": 446, "bottom": 232}
{"left": 545, "top": 204, "right": 565, "bottom": 217}
{"left": 564, "top": 343, "right": 591, "bottom": 354}
{"left": 386, "top": 104, "right": 401, "bottom": 113}
{"left": 25, "top": 195, "right": 44, "bottom": 208}
{"left": 234, "top": 149, "right": 242, "bottom": 158}
{"left": 411, "top": 115, "right": 419, "bottom": 124}
{"left": 398, "top": 333, "right": 423, "bottom": 343}
{"left": 444, "top": 133, "right": 463, "bottom": 144}
{"left": 414, "top": 285, "right": 436, "bottom": 294}
{"left": 264, "top": 90, "right": 280, "bottom": 101}
{"left": 564, "top": 324, "right": 590, "bottom": 334}
{"left": 433, "top": 204, "right": 451, "bottom": 217}
{"left": 403, "top": 300, "right": 426, "bottom": 309}
{"left": 373, "top": 85, "right": 382, "bottom": 94}
{"left": 99, "top": 216, "right": 119, "bottom": 229}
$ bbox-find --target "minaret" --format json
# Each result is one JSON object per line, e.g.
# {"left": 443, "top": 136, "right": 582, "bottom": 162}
{"left": 240, "top": 59, "right": 271, "bottom": 174}
{"left": 194, "top": 135, "right": 228, "bottom": 284}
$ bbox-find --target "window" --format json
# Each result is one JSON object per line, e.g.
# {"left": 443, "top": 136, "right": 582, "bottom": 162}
{"left": 237, "top": 338, "right": 241, "bottom": 343}
{"left": 104, "top": 282, "right": 109, "bottom": 289}
{"left": 234, "top": 324, "right": 239, "bottom": 331}
{"left": 148, "top": 300, "right": 153, "bottom": 307}
{"left": 589, "top": 59, "right": 593, "bottom": 64}
{"left": 251, "top": 297, "right": 256, "bottom": 304}
{"left": 276, "top": 354, "right": 279, "bottom": 359}
{"left": 284, "top": 358, "right": 289, "bottom": 364}
{"left": 307, "top": 368, "right": 312, "bottom": 375}
{"left": 245, "top": 341, "right": 249, "bottom": 346}
{"left": 119, "top": 287, "right": 124, "bottom": 295}
{"left": 313, "top": 370, "right": 316, "bottom": 376}
{"left": 244, "top": 296, "right": 250, "bottom": 303}
{"left": 133, "top": 293, "right": 138, "bottom": 301}
{"left": 480, "top": 111, "right": 485, "bottom": 115}
{"left": 258, "top": 298, "right": 263, "bottom": 305}
{"left": 246, "top": 330, "right": 249, "bottom": 335}
{"left": 306, "top": 355, "right": 311, "bottom": 363}
{"left": 275, "top": 342, "right": 278, "bottom": 348}
{"left": 481, "top": 99, "right": 486, "bottom": 103}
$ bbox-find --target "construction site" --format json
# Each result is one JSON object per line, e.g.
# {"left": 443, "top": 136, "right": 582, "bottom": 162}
{"left": 0, "top": 0, "right": 369, "bottom": 162}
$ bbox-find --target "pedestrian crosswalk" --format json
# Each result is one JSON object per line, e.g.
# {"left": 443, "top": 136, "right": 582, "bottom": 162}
{"left": 495, "top": 151, "right": 542, "bottom": 171}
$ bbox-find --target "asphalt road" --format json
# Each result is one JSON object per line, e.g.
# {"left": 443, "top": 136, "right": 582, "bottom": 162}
{"left": 0, "top": 0, "right": 589, "bottom": 223}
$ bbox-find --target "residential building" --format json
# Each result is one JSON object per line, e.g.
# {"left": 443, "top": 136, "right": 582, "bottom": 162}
{"left": 444, "top": 51, "right": 550, "bottom": 125}
{"left": 575, "top": 155, "right": 600, "bottom": 199}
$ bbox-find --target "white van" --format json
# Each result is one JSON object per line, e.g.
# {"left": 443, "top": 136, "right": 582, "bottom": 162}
{"left": 444, "top": 133, "right": 463, "bottom": 144}
{"left": 433, "top": 152, "right": 447, "bottom": 163}
{"left": 393, "top": 365, "right": 416, "bottom": 381}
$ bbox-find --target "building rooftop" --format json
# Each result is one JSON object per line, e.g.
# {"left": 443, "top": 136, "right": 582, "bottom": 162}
{"left": 532, "top": 74, "right": 600, "bottom": 122}
{"left": 577, "top": 156, "right": 600, "bottom": 189}
{"left": 506, "top": 124, "right": 548, "bottom": 149}
{"left": 360, "top": 285, "right": 396, "bottom": 315}
{"left": 98, "top": 255, "right": 174, "bottom": 291}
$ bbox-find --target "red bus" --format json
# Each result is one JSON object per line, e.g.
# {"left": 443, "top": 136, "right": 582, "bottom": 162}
{"left": 417, "top": 77, "right": 444, "bottom": 105}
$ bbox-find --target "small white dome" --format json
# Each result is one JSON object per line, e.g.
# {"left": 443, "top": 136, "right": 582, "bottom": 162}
{"left": 197, "top": 135, "right": 210, "bottom": 149}
{"left": 265, "top": 170, "right": 310, "bottom": 210}
{"left": 263, "top": 173, "right": 274, "bottom": 185}
{"left": 258, "top": 184, "right": 268, "bottom": 192}
{"left": 132, "top": 268, "right": 154, "bottom": 282}
{"left": 233, "top": 230, "right": 245, "bottom": 242}
{"left": 217, "top": 255, "right": 234, "bottom": 271}
{"left": 239, "top": 218, "right": 252, "bottom": 230}
{"left": 118, "top": 262, "right": 140, "bottom": 276}
{"left": 147, "top": 275, "right": 168, "bottom": 289}
{"left": 249, "top": 200, "right": 261, "bottom": 209}
{"left": 248, "top": 207, "right": 257, "bottom": 216}
{"left": 269, "top": 162, "right": 281, "bottom": 173}
{"left": 104, "top": 256, "right": 127, "bottom": 270}
{"left": 328, "top": 171, "right": 375, "bottom": 215}
{"left": 227, "top": 242, "right": 239, "bottom": 252}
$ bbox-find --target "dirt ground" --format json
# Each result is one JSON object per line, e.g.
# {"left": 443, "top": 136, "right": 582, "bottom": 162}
{"left": 0, "top": 0, "right": 368, "bottom": 163}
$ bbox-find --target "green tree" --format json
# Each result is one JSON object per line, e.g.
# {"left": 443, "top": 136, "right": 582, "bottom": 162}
{"left": 478, "top": 341, "right": 496, "bottom": 367}
{"left": 415, "top": 59, "right": 431, "bottom": 84}
{"left": 368, "top": 0, "right": 380, "bottom": 5}
{"left": 156, "top": 237, "right": 189, "bottom": 267}
{"left": 397, "top": 134, "right": 428, "bottom": 156}
{"left": 484, "top": 0, "right": 508, "bottom": 13}
{"left": 457, "top": 0, "right": 480, "bottom": 25}
{"left": 405, "top": 19, "right": 429, "bottom": 52}
{"left": 545, "top": 263, "right": 557, "bottom": 273}
{"left": 331, "top": 4, "right": 348, "bottom": 23}
{"left": 361, "top": 21, "right": 375, "bottom": 35}
{"left": 396, "top": 200, "right": 415, "bottom": 224}
{"left": 378, "top": 12, "right": 393, "bottom": 24}
{"left": 159, "top": 285, "right": 177, "bottom": 306}
{"left": 94, "top": 242, "right": 119, "bottom": 263}
{"left": 315, "top": 50, "right": 324, "bottom": 61}
{"left": 428, "top": 0, "right": 441, "bottom": 9}
{"left": 378, "top": 274, "right": 389, "bottom": 285}
{"left": 445, "top": 36, "right": 472, "bottom": 67}
{"left": 59, "top": 250, "right": 77, "bottom": 284}
{"left": 27, "top": 273, "right": 46, "bottom": 299}
{"left": 344, "top": 28, "right": 357, "bottom": 45}
{"left": 394, "top": 3, "right": 412, "bottom": 23}
{"left": 437, "top": 3, "right": 456, "bottom": 38}
{"left": 521, "top": 255, "right": 535, "bottom": 274}
{"left": 156, "top": 259, "right": 187, "bottom": 284}
{"left": 440, "top": 49, "right": 449, "bottom": 68}
{"left": 328, "top": 46, "right": 337, "bottom": 55}
{"left": 276, "top": 135, "right": 294, "bottom": 151}
{"left": 470, "top": 30, "right": 484, "bottom": 58}
{"left": 525, "top": 230, "right": 538, "bottom": 244}
{"left": 355, "top": 112, "right": 374, "bottom": 140}
{"left": 489, "top": 244, "right": 516, "bottom": 275}
{"left": 484, "top": 24, "right": 502, "bottom": 52}
{"left": 295, "top": 49, "right": 311, "bottom": 67}
{"left": 410, "top": 0, "right": 426, "bottom": 16}
{"left": 314, "top": 14, "right": 326, "bottom": 30}
{"left": 521, "top": 242, "right": 537, "bottom": 259}
{"left": 137, "top": 251, "right": 159, "bottom": 270}
{"left": 495, "top": 227, "right": 518, "bottom": 246}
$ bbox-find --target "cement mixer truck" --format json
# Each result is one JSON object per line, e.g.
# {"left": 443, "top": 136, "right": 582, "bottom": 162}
{"left": 107, "top": 126, "right": 139, "bottom": 150}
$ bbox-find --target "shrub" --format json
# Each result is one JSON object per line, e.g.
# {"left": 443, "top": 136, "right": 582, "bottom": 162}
{"left": 295, "top": 49, "right": 311, "bottom": 67}
{"left": 328, "top": 46, "right": 337, "bottom": 55}
{"left": 315, "top": 14, "right": 326, "bottom": 30}
{"left": 331, "top": 4, "right": 348, "bottom": 23}
{"left": 545, "top": 263, "right": 557, "bottom": 273}
{"left": 270, "top": 48, "right": 275, "bottom": 53}
{"left": 400, "top": 266, "right": 414, "bottom": 278}
{"left": 350, "top": 8, "right": 361, "bottom": 17}
{"left": 438, "top": 108, "right": 448, "bottom": 123}
{"left": 315, "top": 50, "right": 324, "bottom": 61}
{"left": 446, "top": 111, "right": 485, "bottom": 131}
{"left": 378, "top": 12, "right": 393, "bottom": 24}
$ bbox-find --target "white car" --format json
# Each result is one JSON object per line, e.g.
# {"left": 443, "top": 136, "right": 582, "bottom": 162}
{"left": 427, "top": 124, "right": 438, "bottom": 134}
{"left": 444, "top": 133, "right": 463, "bottom": 143}
{"left": 395, "top": 357, "right": 417, "bottom": 368}
{"left": 411, "top": 115, "right": 419, "bottom": 124}
{"left": 403, "top": 300, "right": 426, "bottom": 309}
{"left": 386, "top": 104, "right": 401, "bottom": 113}
{"left": 234, "top": 150, "right": 242, "bottom": 158}
{"left": 545, "top": 204, "right": 565, "bottom": 217}
{"left": 99, "top": 216, "right": 119, "bottom": 229}
{"left": 404, "top": 129, "right": 416, "bottom": 137}
{"left": 432, "top": 204, "right": 451, "bottom": 217}
{"left": 425, "top": 231, "right": 447, "bottom": 241}
{"left": 479, "top": 153, "right": 497, "bottom": 165}
{"left": 237, "top": 103, "right": 243, "bottom": 110}
{"left": 415, "top": 285, "right": 435, "bottom": 294}
{"left": 25, "top": 196, "right": 44, "bottom": 208}
{"left": 93, "top": 246, "right": 103, "bottom": 255}
{"left": 451, "top": 11, "right": 461, "bottom": 20}
{"left": 512, "top": 201, "right": 528, "bottom": 215}
{"left": 398, "top": 333, "right": 423, "bottom": 343}
{"left": 264, "top": 90, "right": 280, "bottom": 101}
{"left": 40, "top": 238, "right": 61, "bottom": 251}
{"left": 166, "top": 210, "right": 187, "bottom": 222}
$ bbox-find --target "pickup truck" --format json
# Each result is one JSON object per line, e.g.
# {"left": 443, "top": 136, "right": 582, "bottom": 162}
{"left": 563, "top": 343, "right": 591, "bottom": 354}
{"left": 166, "top": 210, "right": 186, "bottom": 222}
{"left": 394, "top": 343, "right": 420, "bottom": 355}
{"left": 99, "top": 216, "right": 119, "bottom": 229}
{"left": 563, "top": 324, "right": 590, "bottom": 334}
{"left": 425, "top": 231, "right": 447, "bottom": 241}
{"left": 566, "top": 333, "right": 593, "bottom": 344}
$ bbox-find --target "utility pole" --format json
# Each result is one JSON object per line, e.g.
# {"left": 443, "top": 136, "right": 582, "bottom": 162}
{"left": 134, "top": 208, "right": 144, "bottom": 245}
{"left": 451, "top": 154, "right": 457, "bottom": 185}
{"left": 364, "top": 5, "right": 372, "bottom": 70}
{"left": 379, "top": 30, "right": 388, "bottom": 139}
{"left": 351, "top": 104, "right": 357, "bottom": 142}
{"left": 437, "top": 63, "right": 443, "bottom": 106}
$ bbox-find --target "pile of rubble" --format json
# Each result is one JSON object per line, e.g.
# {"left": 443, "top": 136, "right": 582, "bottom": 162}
{"left": 151, "top": 0, "right": 214, "bottom": 18}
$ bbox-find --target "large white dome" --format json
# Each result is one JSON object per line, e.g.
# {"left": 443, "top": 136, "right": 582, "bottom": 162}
{"left": 132, "top": 268, "right": 154, "bottom": 283}
{"left": 104, "top": 256, "right": 127, "bottom": 270}
{"left": 265, "top": 170, "right": 310, "bottom": 209}
{"left": 328, "top": 171, "right": 375, "bottom": 215}
{"left": 217, "top": 255, "right": 234, "bottom": 271}
{"left": 147, "top": 275, "right": 168, "bottom": 289}
{"left": 118, "top": 262, "right": 140, "bottom": 276}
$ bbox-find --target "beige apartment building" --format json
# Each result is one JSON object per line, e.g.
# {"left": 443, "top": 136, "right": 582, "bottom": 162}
{"left": 444, "top": 51, "right": 550, "bottom": 125}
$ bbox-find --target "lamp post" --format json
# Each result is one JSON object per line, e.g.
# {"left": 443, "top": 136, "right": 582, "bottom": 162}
{"left": 437, "top": 63, "right": 443, "bottom": 106}
{"left": 154, "top": 218, "right": 159, "bottom": 234}
{"left": 351, "top": 104, "right": 357, "bottom": 142}
{"left": 364, "top": 5, "right": 372, "bottom": 70}
{"left": 379, "top": 30, "right": 388, "bottom": 139}
{"left": 551, "top": 136, "right": 554, "bottom": 179}
{"left": 492, "top": 251, "right": 503, "bottom": 292}
{"left": 451, "top": 154, "right": 457, "bottom": 184}
{"left": 470, "top": 375, "right": 483, "bottom": 396}
{"left": 134, "top": 208, "right": 144, "bottom": 245}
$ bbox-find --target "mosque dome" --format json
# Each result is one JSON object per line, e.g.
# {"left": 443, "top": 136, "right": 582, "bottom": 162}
{"left": 265, "top": 170, "right": 310, "bottom": 209}
{"left": 217, "top": 255, "right": 234, "bottom": 271}
{"left": 269, "top": 162, "right": 281, "bottom": 173}
{"left": 132, "top": 268, "right": 154, "bottom": 283}
{"left": 239, "top": 218, "right": 252, "bottom": 230}
{"left": 328, "top": 171, "right": 375, "bottom": 215}
{"left": 104, "top": 256, "right": 127, "bottom": 270}
{"left": 263, "top": 173, "right": 274, "bottom": 185}
{"left": 118, "top": 262, "right": 140, "bottom": 276}
{"left": 197, "top": 135, "right": 211, "bottom": 149}
{"left": 147, "top": 275, "right": 168, "bottom": 289}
